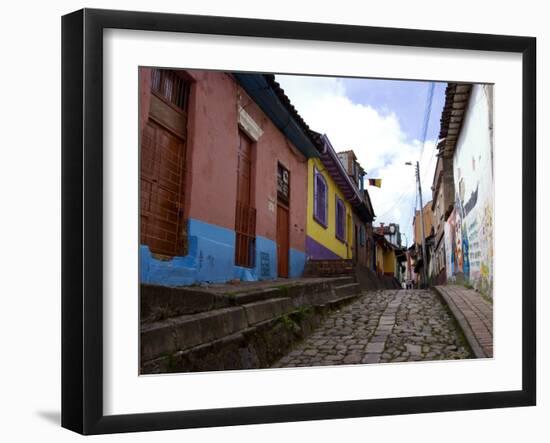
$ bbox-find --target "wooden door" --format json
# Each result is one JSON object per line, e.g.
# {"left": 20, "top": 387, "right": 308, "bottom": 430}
{"left": 140, "top": 119, "right": 187, "bottom": 256}
{"left": 236, "top": 132, "right": 252, "bottom": 205}
{"left": 277, "top": 204, "right": 290, "bottom": 278}
{"left": 234, "top": 131, "right": 256, "bottom": 267}
{"left": 141, "top": 69, "right": 190, "bottom": 257}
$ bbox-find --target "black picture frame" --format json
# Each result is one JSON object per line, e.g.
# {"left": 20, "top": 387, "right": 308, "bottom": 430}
{"left": 61, "top": 8, "right": 536, "bottom": 435}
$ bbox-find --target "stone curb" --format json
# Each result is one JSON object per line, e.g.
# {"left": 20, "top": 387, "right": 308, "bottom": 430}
{"left": 431, "top": 286, "right": 487, "bottom": 358}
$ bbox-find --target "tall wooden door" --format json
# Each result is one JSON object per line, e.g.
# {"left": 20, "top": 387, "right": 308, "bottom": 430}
{"left": 234, "top": 131, "right": 256, "bottom": 267}
{"left": 276, "top": 163, "right": 290, "bottom": 278}
{"left": 276, "top": 204, "right": 290, "bottom": 278}
{"left": 140, "top": 120, "right": 187, "bottom": 256}
{"left": 140, "top": 69, "right": 190, "bottom": 257}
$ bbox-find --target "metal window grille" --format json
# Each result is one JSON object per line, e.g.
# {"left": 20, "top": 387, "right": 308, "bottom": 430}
{"left": 151, "top": 69, "right": 191, "bottom": 111}
{"left": 235, "top": 201, "right": 256, "bottom": 268}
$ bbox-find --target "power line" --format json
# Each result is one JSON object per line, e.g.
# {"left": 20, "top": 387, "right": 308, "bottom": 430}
{"left": 405, "top": 82, "right": 435, "bottom": 240}
{"left": 376, "top": 82, "right": 435, "bottom": 225}
{"left": 418, "top": 82, "right": 435, "bottom": 163}
{"left": 373, "top": 173, "right": 415, "bottom": 220}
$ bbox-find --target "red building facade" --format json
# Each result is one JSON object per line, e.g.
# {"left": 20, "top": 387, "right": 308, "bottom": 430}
{"left": 139, "top": 69, "right": 314, "bottom": 285}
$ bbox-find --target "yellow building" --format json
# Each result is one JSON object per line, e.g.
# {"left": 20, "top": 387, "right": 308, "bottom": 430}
{"left": 374, "top": 233, "right": 397, "bottom": 277}
{"left": 306, "top": 157, "right": 353, "bottom": 259}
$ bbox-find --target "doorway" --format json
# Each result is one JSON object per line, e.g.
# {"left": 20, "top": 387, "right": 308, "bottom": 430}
{"left": 140, "top": 69, "right": 190, "bottom": 257}
{"left": 276, "top": 163, "right": 290, "bottom": 278}
{"left": 234, "top": 131, "right": 256, "bottom": 268}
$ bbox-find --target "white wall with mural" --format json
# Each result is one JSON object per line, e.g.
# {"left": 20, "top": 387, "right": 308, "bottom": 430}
{"left": 445, "top": 84, "right": 494, "bottom": 296}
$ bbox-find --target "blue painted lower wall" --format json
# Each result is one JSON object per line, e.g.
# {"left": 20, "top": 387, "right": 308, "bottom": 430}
{"left": 289, "top": 249, "right": 306, "bottom": 278}
{"left": 140, "top": 218, "right": 306, "bottom": 286}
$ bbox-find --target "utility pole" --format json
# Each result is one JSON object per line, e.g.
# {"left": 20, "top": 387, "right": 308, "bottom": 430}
{"left": 415, "top": 161, "right": 429, "bottom": 288}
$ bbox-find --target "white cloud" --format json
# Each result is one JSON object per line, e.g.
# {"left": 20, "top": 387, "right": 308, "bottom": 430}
{"left": 276, "top": 74, "right": 438, "bottom": 245}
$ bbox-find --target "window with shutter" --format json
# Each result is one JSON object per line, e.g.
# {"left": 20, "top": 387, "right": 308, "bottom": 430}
{"left": 335, "top": 197, "right": 346, "bottom": 241}
{"left": 313, "top": 169, "right": 328, "bottom": 227}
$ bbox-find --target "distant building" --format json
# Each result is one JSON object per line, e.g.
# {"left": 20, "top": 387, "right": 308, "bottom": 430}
{"left": 431, "top": 150, "right": 455, "bottom": 285}
{"left": 375, "top": 222, "right": 402, "bottom": 248}
{"left": 337, "top": 150, "right": 376, "bottom": 269}
{"left": 411, "top": 201, "right": 434, "bottom": 287}
{"left": 373, "top": 233, "right": 398, "bottom": 278}
{"left": 413, "top": 201, "right": 434, "bottom": 246}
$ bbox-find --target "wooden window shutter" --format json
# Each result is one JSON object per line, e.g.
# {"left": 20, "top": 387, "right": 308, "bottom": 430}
{"left": 314, "top": 170, "right": 327, "bottom": 226}
{"left": 319, "top": 177, "right": 326, "bottom": 225}
{"left": 336, "top": 198, "right": 345, "bottom": 241}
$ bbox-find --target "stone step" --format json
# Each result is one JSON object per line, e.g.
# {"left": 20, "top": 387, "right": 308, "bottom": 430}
{"left": 229, "top": 279, "right": 347, "bottom": 306}
{"left": 334, "top": 282, "right": 361, "bottom": 299}
{"left": 141, "top": 278, "right": 355, "bottom": 324}
{"left": 229, "top": 288, "right": 283, "bottom": 306}
{"left": 306, "top": 259, "right": 354, "bottom": 264}
{"left": 326, "top": 292, "right": 360, "bottom": 308}
{"left": 141, "top": 306, "right": 248, "bottom": 362}
{"left": 330, "top": 276, "right": 355, "bottom": 286}
{"left": 140, "top": 284, "right": 229, "bottom": 323}
{"left": 309, "top": 263, "right": 354, "bottom": 268}
{"left": 140, "top": 276, "right": 366, "bottom": 372}
{"left": 141, "top": 297, "right": 297, "bottom": 362}
{"left": 242, "top": 297, "right": 293, "bottom": 325}
{"left": 304, "top": 269, "right": 355, "bottom": 276}
{"left": 315, "top": 267, "right": 354, "bottom": 272}
{"left": 303, "top": 259, "right": 357, "bottom": 278}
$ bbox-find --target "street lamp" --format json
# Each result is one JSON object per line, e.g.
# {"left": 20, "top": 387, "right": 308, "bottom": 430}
{"left": 406, "top": 161, "right": 428, "bottom": 288}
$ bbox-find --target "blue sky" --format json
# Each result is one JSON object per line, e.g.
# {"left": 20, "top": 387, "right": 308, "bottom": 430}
{"left": 275, "top": 74, "right": 447, "bottom": 247}
{"left": 342, "top": 78, "right": 446, "bottom": 144}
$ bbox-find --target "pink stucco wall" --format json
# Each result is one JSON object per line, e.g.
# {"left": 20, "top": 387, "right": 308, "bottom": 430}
{"left": 139, "top": 68, "right": 307, "bottom": 252}
{"left": 184, "top": 70, "right": 240, "bottom": 230}
{"left": 237, "top": 83, "right": 307, "bottom": 252}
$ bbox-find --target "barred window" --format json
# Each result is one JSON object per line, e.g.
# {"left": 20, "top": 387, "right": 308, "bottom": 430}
{"left": 151, "top": 69, "right": 191, "bottom": 111}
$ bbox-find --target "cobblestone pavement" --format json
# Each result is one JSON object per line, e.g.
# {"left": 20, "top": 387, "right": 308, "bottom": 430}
{"left": 272, "top": 289, "right": 472, "bottom": 368}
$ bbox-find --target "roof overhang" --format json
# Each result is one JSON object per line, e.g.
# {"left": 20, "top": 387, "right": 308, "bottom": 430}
{"left": 438, "top": 83, "right": 472, "bottom": 158}
{"left": 233, "top": 73, "right": 319, "bottom": 158}
{"left": 317, "top": 134, "right": 374, "bottom": 222}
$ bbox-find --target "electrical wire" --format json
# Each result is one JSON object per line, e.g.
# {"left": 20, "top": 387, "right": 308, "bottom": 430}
{"left": 418, "top": 82, "right": 435, "bottom": 163}
{"left": 372, "top": 173, "right": 416, "bottom": 220}
{"left": 403, "top": 82, "right": 435, "bottom": 236}
{"left": 374, "top": 82, "right": 436, "bottom": 226}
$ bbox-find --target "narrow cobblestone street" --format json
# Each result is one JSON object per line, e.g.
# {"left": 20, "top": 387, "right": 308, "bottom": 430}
{"left": 272, "top": 289, "right": 472, "bottom": 367}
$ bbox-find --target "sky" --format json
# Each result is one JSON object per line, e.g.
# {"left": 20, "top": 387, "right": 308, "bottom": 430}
{"left": 275, "top": 74, "right": 446, "bottom": 248}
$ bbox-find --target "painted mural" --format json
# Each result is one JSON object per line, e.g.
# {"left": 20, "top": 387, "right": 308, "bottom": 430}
{"left": 444, "top": 84, "right": 494, "bottom": 297}
{"left": 444, "top": 214, "right": 454, "bottom": 279}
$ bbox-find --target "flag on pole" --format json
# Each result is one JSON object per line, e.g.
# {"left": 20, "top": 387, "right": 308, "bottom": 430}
{"left": 368, "top": 178, "right": 382, "bottom": 188}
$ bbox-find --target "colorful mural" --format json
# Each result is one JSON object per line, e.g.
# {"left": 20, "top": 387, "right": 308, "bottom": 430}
{"left": 443, "top": 84, "right": 494, "bottom": 297}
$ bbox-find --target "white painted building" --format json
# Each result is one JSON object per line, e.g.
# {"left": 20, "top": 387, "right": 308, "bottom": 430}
{"left": 441, "top": 83, "right": 494, "bottom": 296}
